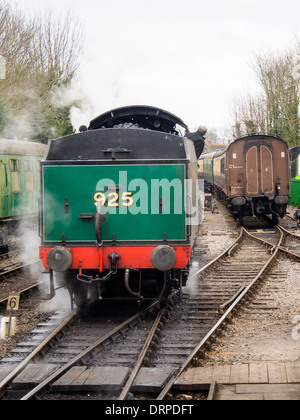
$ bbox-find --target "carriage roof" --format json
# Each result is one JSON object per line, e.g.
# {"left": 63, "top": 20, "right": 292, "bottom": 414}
{"left": 0, "top": 139, "right": 46, "bottom": 156}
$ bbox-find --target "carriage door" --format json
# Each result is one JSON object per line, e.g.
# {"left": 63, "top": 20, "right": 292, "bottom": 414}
{"left": 246, "top": 145, "right": 274, "bottom": 196}
{"left": 260, "top": 145, "right": 274, "bottom": 195}
{"left": 1, "top": 163, "right": 8, "bottom": 217}
{"left": 246, "top": 146, "right": 259, "bottom": 195}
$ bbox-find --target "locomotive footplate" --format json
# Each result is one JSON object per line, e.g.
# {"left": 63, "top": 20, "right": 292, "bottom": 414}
{"left": 39, "top": 245, "right": 191, "bottom": 272}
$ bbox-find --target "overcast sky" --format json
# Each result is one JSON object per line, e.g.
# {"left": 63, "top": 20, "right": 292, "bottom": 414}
{"left": 12, "top": 0, "right": 300, "bottom": 133}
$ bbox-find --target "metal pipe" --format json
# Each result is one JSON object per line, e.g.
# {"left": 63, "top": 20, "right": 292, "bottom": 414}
{"left": 124, "top": 268, "right": 143, "bottom": 300}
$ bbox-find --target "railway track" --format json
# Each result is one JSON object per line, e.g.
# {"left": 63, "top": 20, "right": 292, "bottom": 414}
{"left": 0, "top": 258, "right": 39, "bottom": 277}
{"left": 0, "top": 283, "right": 40, "bottom": 309}
{"left": 0, "top": 299, "right": 166, "bottom": 400}
{"left": 279, "top": 225, "right": 300, "bottom": 257}
{"left": 156, "top": 225, "right": 286, "bottom": 399}
{"left": 248, "top": 224, "right": 300, "bottom": 260}
{"left": 0, "top": 259, "right": 41, "bottom": 311}
{"left": 1, "top": 217, "right": 294, "bottom": 401}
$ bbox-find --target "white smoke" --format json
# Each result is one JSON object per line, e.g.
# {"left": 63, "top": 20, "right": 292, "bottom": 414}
{"left": 39, "top": 274, "right": 72, "bottom": 313}
{"left": 50, "top": 79, "right": 95, "bottom": 131}
{"left": 183, "top": 261, "right": 200, "bottom": 296}
{"left": 16, "top": 220, "right": 72, "bottom": 312}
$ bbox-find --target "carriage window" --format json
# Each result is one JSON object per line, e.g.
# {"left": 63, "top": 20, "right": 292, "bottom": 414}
{"left": 24, "top": 159, "right": 34, "bottom": 192}
{"left": 10, "top": 159, "right": 21, "bottom": 193}
{"left": 221, "top": 158, "right": 225, "bottom": 175}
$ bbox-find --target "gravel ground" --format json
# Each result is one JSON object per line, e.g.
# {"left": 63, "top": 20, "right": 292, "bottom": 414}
{"left": 0, "top": 306, "right": 48, "bottom": 360}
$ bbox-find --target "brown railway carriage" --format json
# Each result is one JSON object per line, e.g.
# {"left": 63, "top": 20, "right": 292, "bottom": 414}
{"left": 204, "top": 134, "right": 290, "bottom": 223}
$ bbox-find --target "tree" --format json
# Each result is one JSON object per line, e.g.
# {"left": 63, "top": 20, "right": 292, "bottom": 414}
{"left": 252, "top": 50, "right": 300, "bottom": 146}
{"left": 0, "top": 1, "right": 83, "bottom": 142}
{"left": 231, "top": 94, "right": 267, "bottom": 138}
{"left": 231, "top": 47, "right": 300, "bottom": 147}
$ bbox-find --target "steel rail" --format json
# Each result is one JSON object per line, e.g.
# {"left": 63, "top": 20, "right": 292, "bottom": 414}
{"left": 0, "top": 259, "right": 40, "bottom": 277}
{"left": 118, "top": 306, "right": 167, "bottom": 400}
{"left": 157, "top": 226, "right": 284, "bottom": 400}
{"left": 189, "top": 227, "right": 244, "bottom": 281}
{"left": 279, "top": 224, "right": 300, "bottom": 241}
{"left": 285, "top": 214, "right": 297, "bottom": 223}
{"left": 0, "top": 282, "right": 40, "bottom": 307}
{"left": 247, "top": 226, "right": 300, "bottom": 260}
{"left": 0, "top": 309, "right": 78, "bottom": 395}
{"left": 21, "top": 299, "right": 161, "bottom": 400}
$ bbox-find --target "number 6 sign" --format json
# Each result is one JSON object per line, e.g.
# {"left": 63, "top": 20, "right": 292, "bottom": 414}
{"left": 7, "top": 293, "right": 20, "bottom": 311}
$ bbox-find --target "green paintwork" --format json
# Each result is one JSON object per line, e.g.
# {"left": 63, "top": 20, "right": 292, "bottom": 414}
{"left": 0, "top": 154, "right": 42, "bottom": 220}
{"left": 289, "top": 154, "right": 300, "bottom": 207}
{"left": 203, "top": 157, "right": 214, "bottom": 184}
{"left": 290, "top": 179, "right": 300, "bottom": 207}
{"left": 42, "top": 164, "right": 186, "bottom": 242}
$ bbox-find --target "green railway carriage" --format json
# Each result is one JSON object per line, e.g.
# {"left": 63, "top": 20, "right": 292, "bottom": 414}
{"left": 0, "top": 139, "right": 46, "bottom": 246}
{"left": 289, "top": 146, "right": 300, "bottom": 207}
{"left": 198, "top": 151, "right": 215, "bottom": 185}
{"left": 39, "top": 105, "right": 200, "bottom": 306}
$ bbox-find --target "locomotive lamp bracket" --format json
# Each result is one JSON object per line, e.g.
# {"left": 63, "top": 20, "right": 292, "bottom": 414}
{"left": 64, "top": 198, "right": 69, "bottom": 214}
{"left": 102, "top": 148, "right": 132, "bottom": 160}
{"left": 108, "top": 251, "right": 120, "bottom": 272}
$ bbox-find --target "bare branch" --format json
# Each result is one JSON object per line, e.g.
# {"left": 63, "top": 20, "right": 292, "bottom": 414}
{"left": 0, "top": 0, "right": 83, "bottom": 140}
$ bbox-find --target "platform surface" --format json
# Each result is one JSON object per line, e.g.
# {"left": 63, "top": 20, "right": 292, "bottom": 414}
{"left": 174, "top": 361, "right": 300, "bottom": 400}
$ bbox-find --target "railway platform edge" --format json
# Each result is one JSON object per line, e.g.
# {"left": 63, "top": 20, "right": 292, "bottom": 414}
{"left": 174, "top": 361, "right": 300, "bottom": 400}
